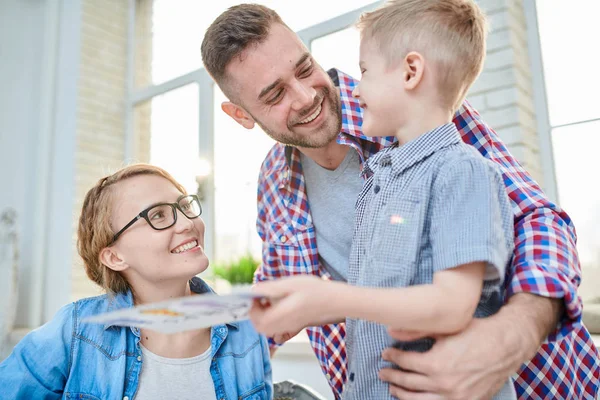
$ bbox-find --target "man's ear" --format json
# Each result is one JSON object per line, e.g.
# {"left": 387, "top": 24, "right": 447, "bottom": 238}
{"left": 99, "top": 247, "right": 129, "bottom": 272}
{"left": 403, "top": 51, "right": 425, "bottom": 91}
{"left": 221, "top": 102, "right": 256, "bottom": 129}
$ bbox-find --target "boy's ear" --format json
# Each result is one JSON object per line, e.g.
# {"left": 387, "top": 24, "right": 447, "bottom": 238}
{"left": 221, "top": 102, "right": 256, "bottom": 129}
{"left": 403, "top": 51, "right": 425, "bottom": 91}
{"left": 99, "top": 247, "right": 129, "bottom": 272}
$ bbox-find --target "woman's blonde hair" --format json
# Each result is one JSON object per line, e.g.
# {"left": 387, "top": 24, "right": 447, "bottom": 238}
{"left": 77, "top": 164, "right": 187, "bottom": 295}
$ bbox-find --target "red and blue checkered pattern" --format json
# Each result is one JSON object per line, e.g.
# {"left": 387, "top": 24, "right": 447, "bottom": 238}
{"left": 255, "top": 69, "right": 599, "bottom": 399}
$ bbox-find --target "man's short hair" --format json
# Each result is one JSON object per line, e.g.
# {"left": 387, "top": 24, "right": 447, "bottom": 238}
{"left": 357, "top": 0, "right": 488, "bottom": 112}
{"left": 201, "top": 4, "right": 288, "bottom": 98}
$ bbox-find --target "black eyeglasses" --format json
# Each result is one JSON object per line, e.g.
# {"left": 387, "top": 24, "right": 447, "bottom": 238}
{"left": 110, "top": 194, "right": 202, "bottom": 245}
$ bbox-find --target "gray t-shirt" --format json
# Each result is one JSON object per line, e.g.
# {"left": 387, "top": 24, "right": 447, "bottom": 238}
{"left": 344, "top": 124, "right": 516, "bottom": 400}
{"left": 135, "top": 345, "right": 217, "bottom": 400}
{"left": 300, "top": 147, "right": 363, "bottom": 281}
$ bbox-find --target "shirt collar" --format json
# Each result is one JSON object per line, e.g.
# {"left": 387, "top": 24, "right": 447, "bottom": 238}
{"left": 335, "top": 68, "right": 381, "bottom": 145}
{"left": 365, "top": 123, "right": 461, "bottom": 176}
{"left": 103, "top": 277, "right": 239, "bottom": 331}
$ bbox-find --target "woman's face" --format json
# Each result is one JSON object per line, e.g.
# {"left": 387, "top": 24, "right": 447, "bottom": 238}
{"left": 105, "top": 174, "right": 209, "bottom": 287}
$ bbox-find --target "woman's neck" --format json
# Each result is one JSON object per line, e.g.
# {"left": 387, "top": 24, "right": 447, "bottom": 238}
{"left": 140, "top": 327, "right": 212, "bottom": 358}
{"left": 131, "top": 279, "right": 193, "bottom": 305}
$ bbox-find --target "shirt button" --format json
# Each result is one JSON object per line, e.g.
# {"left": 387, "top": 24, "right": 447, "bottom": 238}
{"left": 380, "top": 155, "right": 392, "bottom": 166}
{"left": 349, "top": 372, "right": 355, "bottom": 382}
{"left": 326, "top": 373, "right": 331, "bottom": 379}
{"left": 374, "top": 185, "right": 380, "bottom": 194}
{"left": 283, "top": 170, "right": 289, "bottom": 179}
{"left": 137, "top": 355, "right": 142, "bottom": 362}
{"left": 123, "top": 397, "right": 129, "bottom": 400}
{"left": 280, "top": 236, "right": 287, "bottom": 243}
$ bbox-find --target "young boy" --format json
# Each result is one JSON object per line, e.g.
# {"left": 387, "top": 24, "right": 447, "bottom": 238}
{"left": 251, "top": 0, "right": 516, "bottom": 398}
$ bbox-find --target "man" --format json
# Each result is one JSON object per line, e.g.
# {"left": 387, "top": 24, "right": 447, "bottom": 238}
{"left": 201, "top": 4, "right": 599, "bottom": 399}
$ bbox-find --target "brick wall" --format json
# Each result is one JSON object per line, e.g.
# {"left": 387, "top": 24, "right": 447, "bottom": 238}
{"left": 71, "top": 0, "right": 152, "bottom": 300}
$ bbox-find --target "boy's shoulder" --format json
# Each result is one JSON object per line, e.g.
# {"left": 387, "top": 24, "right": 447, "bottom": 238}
{"left": 434, "top": 142, "right": 502, "bottom": 178}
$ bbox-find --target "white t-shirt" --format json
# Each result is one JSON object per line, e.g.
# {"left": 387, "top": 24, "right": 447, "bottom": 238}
{"left": 135, "top": 345, "right": 217, "bottom": 400}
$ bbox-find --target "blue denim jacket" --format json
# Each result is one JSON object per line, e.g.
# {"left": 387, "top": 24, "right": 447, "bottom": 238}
{"left": 0, "top": 277, "right": 272, "bottom": 399}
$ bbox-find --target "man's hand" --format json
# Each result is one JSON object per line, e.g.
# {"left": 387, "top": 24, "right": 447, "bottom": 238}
{"left": 249, "top": 276, "right": 343, "bottom": 337}
{"left": 379, "top": 293, "right": 562, "bottom": 399}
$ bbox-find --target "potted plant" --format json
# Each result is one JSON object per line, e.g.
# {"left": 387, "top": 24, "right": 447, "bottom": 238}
{"left": 213, "top": 253, "right": 260, "bottom": 293}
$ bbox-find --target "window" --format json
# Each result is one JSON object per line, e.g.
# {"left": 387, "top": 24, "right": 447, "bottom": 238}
{"left": 140, "top": 0, "right": 379, "bottom": 86}
{"left": 311, "top": 27, "right": 361, "bottom": 79}
{"left": 535, "top": 0, "right": 600, "bottom": 300}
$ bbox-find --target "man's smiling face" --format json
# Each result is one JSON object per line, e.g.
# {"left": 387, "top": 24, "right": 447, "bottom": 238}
{"left": 224, "top": 23, "right": 342, "bottom": 148}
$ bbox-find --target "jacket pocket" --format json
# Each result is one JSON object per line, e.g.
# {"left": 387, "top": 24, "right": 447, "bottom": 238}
{"left": 65, "top": 393, "right": 102, "bottom": 400}
{"left": 239, "top": 382, "right": 268, "bottom": 399}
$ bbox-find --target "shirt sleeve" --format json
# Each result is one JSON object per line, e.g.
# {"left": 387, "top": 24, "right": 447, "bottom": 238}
{"left": 429, "top": 156, "right": 514, "bottom": 282}
{"left": 255, "top": 163, "right": 286, "bottom": 350}
{"left": 454, "top": 100, "right": 582, "bottom": 321}
{"left": 0, "top": 304, "right": 74, "bottom": 399}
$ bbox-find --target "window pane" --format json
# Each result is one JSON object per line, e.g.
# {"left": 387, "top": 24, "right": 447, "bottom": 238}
{"left": 138, "top": 0, "right": 380, "bottom": 86}
{"left": 552, "top": 120, "right": 600, "bottom": 301}
{"left": 145, "top": 84, "right": 200, "bottom": 195}
{"left": 311, "top": 27, "right": 361, "bottom": 79}
{"left": 213, "top": 88, "right": 275, "bottom": 264}
{"left": 269, "top": 0, "right": 380, "bottom": 32}
{"left": 537, "top": 0, "right": 600, "bottom": 126}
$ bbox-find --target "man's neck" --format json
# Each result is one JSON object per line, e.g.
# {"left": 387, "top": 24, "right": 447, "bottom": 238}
{"left": 298, "top": 140, "right": 349, "bottom": 171}
{"left": 395, "top": 106, "right": 453, "bottom": 145}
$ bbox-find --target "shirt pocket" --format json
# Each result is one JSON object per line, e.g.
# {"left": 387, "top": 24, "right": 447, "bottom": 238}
{"left": 265, "top": 221, "right": 300, "bottom": 248}
{"left": 369, "top": 198, "right": 424, "bottom": 283}
{"left": 239, "top": 382, "right": 268, "bottom": 399}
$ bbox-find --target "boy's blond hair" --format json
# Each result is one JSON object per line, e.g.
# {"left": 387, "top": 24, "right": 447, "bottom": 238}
{"left": 357, "top": 0, "right": 487, "bottom": 112}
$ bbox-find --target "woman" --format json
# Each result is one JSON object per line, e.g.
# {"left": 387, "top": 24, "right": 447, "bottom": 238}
{"left": 0, "top": 164, "right": 272, "bottom": 399}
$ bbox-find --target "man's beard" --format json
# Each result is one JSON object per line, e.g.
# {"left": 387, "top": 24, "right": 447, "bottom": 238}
{"left": 253, "top": 86, "right": 342, "bottom": 149}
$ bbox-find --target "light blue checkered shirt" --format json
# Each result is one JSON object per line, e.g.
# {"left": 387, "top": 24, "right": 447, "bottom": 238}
{"left": 344, "top": 123, "right": 516, "bottom": 400}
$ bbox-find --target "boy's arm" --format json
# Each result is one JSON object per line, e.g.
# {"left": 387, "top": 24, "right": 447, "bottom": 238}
{"left": 341, "top": 262, "right": 485, "bottom": 334}
{"left": 456, "top": 101, "right": 579, "bottom": 325}
{"left": 251, "top": 262, "right": 484, "bottom": 337}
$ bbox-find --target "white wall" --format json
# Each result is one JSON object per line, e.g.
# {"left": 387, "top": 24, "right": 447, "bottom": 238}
{"left": 0, "top": 0, "right": 49, "bottom": 328}
{"left": 0, "top": 0, "right": 79, "bottom": 328}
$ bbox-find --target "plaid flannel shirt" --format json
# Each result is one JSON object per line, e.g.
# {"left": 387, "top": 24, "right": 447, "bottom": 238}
{"left": 255, "top": 69, "right": 599, "bottom": 399}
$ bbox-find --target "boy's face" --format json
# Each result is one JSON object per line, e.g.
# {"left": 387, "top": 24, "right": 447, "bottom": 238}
{"left": 353, "top": 39, "right": 407, "bottom": 137}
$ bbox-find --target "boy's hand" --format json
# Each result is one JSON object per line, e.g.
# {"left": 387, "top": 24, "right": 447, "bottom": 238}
{"left": 378, "top": 293, "right": 560, "bottom": 399}
{"left": 272, "top": 331, "right": 299, "bottom": 345}
{"left": 249, "top": 276, "right": 342, "bottom": 337}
